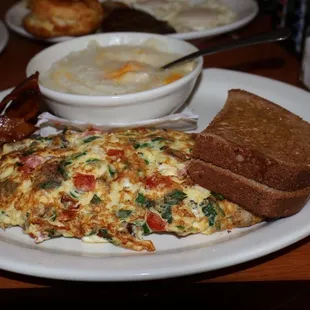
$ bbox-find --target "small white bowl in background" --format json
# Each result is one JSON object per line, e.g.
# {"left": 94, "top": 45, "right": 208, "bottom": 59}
{"left": 26, "top": 32, "right": 203, "bottom": 124}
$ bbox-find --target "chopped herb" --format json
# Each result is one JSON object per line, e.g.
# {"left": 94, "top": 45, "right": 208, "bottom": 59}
{"left": 117, "top": 209, "right": 132, "bottom": 219}
{"left": 15, "top": 162, "right": 23, "bottom": 167}
{"left": 35, "top": 137, "right": 53, "bottom": 142}
{"left": 62, "top": 127, "right": 68, "bottom": 134}
{"left": 21, "top": 149, "right": 35, "bottom": 157}
{"left": 216, "top": 222, "right": 221, "bottom": 230}
{"left": 87, "top": 228, "right": 97, "bottom": 236}
{"left": 142, "top": 223, "right": 151, "bottom": 235}
{"left": 45, "top": 228, "right": 55, "bottom": 237}
{"left": 133, "top": 220, "right": 144, "bottom": 227}
{"left": 176, "top": 225, "right": 185, "bottom": 230}
{"left": 71, "top": 152, "right": 87, "bottom": 160}
{"left": 151, "top": 137, "right": 165, "bottom": 142}
{"left": 164, "top": 190, "right": 187, "bottom": 206}
{"left": 86, "top": 158, "right": 100, "bottom": 163}
{"left": 108, "top": 165, "right": 115, "bottom": 177}
{"left": 90, "top": 194, "right": 102, "bottom": 205}
{"left": 189, "top": 148, "right": 192, "bottom": 152}
{"left": 211, "top": 192, "right": 225, "bottom": 201}
{"left": 135, "top": 193, "right": 155, "bottom": 209}
{"left": 70, "top": 191, "right": 79, "bottom": 199}
{"left": 209, "top": 195, "right": 225, "bottom": 216}
{"left": 161, "top": 205, "right": 173, "bottom": 223}
{"left": 25, "top": 211, "right": 30, "bottom": 218}
{"left": 98, "top": 228, "right": 113, "bottom": 242}
{"left": 145, "top": 199, "right": 155, "bottom": 209}
{"left": 0, "top": 210, "right": 5, "bottom": 215}
{"left": 29, "top": 141, "right": 39, "bottom": 148}
{"left": 134, "top": 142, "right": 149, "bottom": 149}
{"left": 50, "top": 211, "right": 57, "bottom": 222}
{"left": 135, "top": 193, "right": 145, "bottom": 205}
{"left": 58, "top": 160, "right": 71, "bottom": 179}
{"left": 38, "top": 180, "right": 62, "bottom": 190}
{"left": 160, "top": 146, "right": 166, "bottom": 150}
{"left": 201, "top": 202, "right": 218, "bottom": 226}
{"left": 83, "top": 136, "right": 100, "bottom": 143}
{"left": 144, "top": 159, "right": 149, "bottom": 165}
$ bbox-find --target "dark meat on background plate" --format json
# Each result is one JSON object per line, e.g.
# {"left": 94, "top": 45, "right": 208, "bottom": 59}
{"left": 100, "top": 7, "right": 176, "bottom": 34}
{"left": 101, "top": 0, "right": 129, "bottom": 15}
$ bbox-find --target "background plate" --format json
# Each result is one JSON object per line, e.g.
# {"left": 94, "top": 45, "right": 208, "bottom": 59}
{"left": 5, "top": 0, "right": 259, "bottom": 43}
{"left": 0, "top": 68, "right": 309, "bottom": 281}
{"left": 0, "top": 20, "right": 9, "bottom": 54}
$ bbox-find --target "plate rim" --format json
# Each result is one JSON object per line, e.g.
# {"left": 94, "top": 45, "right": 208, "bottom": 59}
{"left": 169, "top": 0, "right": 259, "bottom": 40}
{"left": 0, "top": 68, "right": 309, "bottom": 282}
{"left": 4, "top": 0, "right": 259, "bottom": 43}
{"left": 0, "top": 20, "right": 9, "bottom": 54}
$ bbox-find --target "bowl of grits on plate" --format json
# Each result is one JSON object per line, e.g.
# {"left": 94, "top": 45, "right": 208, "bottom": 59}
{"left": 26, "top": 32, "right": 203, "bottom": 124}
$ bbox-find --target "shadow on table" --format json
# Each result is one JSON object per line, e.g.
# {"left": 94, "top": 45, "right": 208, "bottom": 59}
{"left": 0, "top": 280, "right": 310, "bottom": 309}
{"left": 227, "top": 57, "right": 285, "bottom": 73}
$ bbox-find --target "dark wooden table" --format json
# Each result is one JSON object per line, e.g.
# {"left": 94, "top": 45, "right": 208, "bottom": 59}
{"left": 0, "top": 1, "right": 309, "bottom": 307}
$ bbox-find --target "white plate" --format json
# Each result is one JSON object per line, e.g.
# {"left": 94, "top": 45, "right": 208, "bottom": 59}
{"left": 0, "top": 21, "right": 9, "bottom": 54}
{"left": 0, "top": 68, "right": 309, "bottom": 282}
{"left": 5, "top": 0, "right": 259, "bottom": 43}
{"left": 169, "top": 0, "right": 259, "bottom": 41}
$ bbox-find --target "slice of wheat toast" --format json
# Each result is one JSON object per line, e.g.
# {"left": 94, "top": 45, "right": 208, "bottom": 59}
{"left": 187, "top": 159, "right": 310, "bottom": 219}
{"left": 192, "top": 89, "right": 310, "bottom": 192}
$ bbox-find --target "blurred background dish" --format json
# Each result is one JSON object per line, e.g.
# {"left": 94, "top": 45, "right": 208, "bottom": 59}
{"left": 5, "top": 0, "right": 259, "bottom": 43}
{"left": 23, "top": 0, "right": 104, "bottom": 39}
{"left": 0, "top": 20, "right": 9, "bottom": 54}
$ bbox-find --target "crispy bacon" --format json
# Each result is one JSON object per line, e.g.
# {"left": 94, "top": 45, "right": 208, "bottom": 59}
{"left": 0, "top": 116, "right": 37, "bottom": 146}
{"left": 19, "top": 155, "right": 45, "bottom": 173}
{"left": 0, "top": 72, "right": 41, "bottom": 146}
{"left": 0, "top": 72, "right": 41, "bottom": 120}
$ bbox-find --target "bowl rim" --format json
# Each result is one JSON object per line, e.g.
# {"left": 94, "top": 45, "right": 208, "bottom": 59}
{"left": 26, "top": 32, "right": 204, "bottom": 107}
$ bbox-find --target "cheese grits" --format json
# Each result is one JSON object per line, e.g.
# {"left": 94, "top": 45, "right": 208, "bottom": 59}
{"left": 40, "top": 41, "right": 196, "bottom": 96}
{"left": 0, "top": 128, "right": 262, "bottom": 252}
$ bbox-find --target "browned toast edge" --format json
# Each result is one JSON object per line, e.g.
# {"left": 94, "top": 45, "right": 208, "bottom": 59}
{"left": 187, "top": 159, "right": 310, "bottom": 219}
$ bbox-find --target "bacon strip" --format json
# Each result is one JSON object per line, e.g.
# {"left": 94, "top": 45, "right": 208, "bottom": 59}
{"left": 0, "top": 72, "right": 41, "bottom": 120}
{"left": 0, "top": 72, "right": 41, "bottom": 145}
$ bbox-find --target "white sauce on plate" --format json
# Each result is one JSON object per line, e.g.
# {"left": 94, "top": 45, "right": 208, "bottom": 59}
{"left": 120, "top": 0, "right": 236, "bottom": 32}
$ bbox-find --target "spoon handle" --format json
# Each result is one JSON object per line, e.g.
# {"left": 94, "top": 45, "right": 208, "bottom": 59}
{"left": 161, "top": 27, "right": 292, "bottom": 69}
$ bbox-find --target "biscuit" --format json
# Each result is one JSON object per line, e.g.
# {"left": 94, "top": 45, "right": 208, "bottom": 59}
{"left": 23, "top": 0, "right": 103, "bottom": 38}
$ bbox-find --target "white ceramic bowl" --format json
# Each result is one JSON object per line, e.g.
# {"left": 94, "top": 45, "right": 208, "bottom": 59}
{"left": 26, "top": 32, "right": 203, "bottom": 124}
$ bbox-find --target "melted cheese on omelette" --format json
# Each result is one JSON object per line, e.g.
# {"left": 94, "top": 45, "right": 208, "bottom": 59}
{"left": 0, "top": 128, "right": 262, "bottom": 251}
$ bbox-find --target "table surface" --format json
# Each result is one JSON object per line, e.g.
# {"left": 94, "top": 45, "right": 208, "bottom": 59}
{"left": 0, "top": 0, "right": 309, "bottom": 291}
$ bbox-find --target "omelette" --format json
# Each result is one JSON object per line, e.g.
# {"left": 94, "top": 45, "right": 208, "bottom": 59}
{"left": 0, "top": 128, "right": 262, "bottom": 251}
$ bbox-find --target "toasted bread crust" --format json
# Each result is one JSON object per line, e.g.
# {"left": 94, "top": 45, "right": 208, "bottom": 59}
{"left": 187, "top": 159, "right": 310, "bottom": 219}
{"left": 192, "top": 89, "right": 310, "bottom": 191}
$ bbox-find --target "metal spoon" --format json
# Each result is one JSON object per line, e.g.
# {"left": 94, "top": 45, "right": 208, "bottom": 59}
{"left": 161, "top": 27, "right": 292, "bottom": 70}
